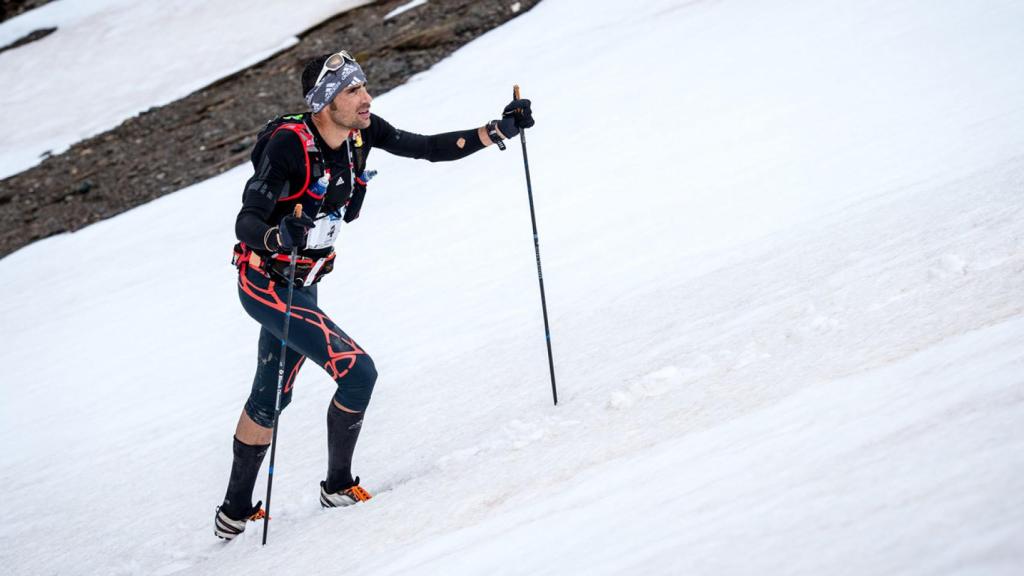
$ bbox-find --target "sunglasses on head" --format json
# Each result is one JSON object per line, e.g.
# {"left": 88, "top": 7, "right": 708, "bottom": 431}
{"left": 313, "top": 51, "right": 357, "bottom": 87}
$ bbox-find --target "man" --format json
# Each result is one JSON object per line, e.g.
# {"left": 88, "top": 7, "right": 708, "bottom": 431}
{"left": 213, "top": 51, "right": 534, "bottom": 540}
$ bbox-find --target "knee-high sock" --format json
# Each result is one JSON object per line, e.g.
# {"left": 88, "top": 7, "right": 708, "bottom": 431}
{"left": 222, "top": 436, "right": 270, "bottom": 519}
{"left": 326, "top": 402, "right": 364, "bottom": 493}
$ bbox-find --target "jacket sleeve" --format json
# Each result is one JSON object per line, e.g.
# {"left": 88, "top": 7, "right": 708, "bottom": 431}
{"left": 235, "top": 131, "right": 305, "bottom": 250}
{"left": 369, "top": 114, "right": 486, "bottom": 162}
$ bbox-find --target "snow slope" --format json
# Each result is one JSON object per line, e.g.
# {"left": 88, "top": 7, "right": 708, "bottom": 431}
{"left": 0, "top": 0, "right": 371, "bottom": 180}
{"left": 2, "top": 0, "right": 1023, "bottom": 574}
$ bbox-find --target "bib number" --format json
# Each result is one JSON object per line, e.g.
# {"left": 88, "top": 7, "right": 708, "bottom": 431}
{"left": 305, "top": 211, "right": 342, "bottom": 250}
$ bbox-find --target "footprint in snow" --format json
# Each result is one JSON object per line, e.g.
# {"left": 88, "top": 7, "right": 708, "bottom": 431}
{"left": 930, "top": 253, "right": 968, "bottom": 278}
{"left": 436, "top": 446, "right": 483, "bottom": 469}
{"left": 504, "top": 419, "right": 546, "bottom": 449}
{"left": 607, "top": 366, "right": 677, "bottom": 410}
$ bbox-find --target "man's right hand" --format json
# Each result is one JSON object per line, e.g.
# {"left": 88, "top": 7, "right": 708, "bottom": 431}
{"left": 272, "top": 211, "right": 315, "bottom": 251}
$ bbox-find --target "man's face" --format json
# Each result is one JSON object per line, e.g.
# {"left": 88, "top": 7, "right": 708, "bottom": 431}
{"left": 326, "top": 82, "right": 373, "bottom": 130}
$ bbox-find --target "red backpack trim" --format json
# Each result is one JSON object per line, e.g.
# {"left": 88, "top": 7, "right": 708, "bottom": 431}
{"left": 272, "top": 123, "right": 322, "bottom": 202}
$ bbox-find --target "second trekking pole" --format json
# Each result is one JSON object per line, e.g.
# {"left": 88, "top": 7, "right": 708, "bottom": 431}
{"left": 262, "top": 204, "right": 303, "bottom": 545}
{"left": 513, "top": 84, "right": 558, "bottom": 406}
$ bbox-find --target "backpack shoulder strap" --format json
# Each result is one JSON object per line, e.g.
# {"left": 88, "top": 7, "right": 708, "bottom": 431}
{"left": 272, "top": 122, "right": 317, "bottom": 202}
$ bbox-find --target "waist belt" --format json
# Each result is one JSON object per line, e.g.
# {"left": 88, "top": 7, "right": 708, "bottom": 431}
{"left": 232, "top": 242, "right": 335, "bottom": 287}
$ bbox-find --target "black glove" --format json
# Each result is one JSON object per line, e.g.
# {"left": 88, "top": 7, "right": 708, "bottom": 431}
{"left": 497, "top": 98, "right": 534, "bottom": 139}
{"left": 275, "top": 211, "right": 315, "bottom": 251}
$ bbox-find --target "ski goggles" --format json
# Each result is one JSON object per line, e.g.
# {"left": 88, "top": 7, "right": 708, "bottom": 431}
{"left": 313, "top": 51, "right": 357, "bottom": 87}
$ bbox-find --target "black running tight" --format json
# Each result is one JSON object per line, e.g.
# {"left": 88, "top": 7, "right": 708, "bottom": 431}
{"left": 237, "top": 265, "right": 377, "bottom": 427}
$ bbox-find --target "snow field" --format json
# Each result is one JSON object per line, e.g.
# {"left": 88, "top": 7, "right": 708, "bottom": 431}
{"left": 2, "top": 0, "right": 1024, "bottom": 574}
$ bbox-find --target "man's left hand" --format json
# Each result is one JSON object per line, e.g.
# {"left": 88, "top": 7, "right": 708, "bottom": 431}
{"left": 498, "top": 98, "right": 534, "bottom": 139}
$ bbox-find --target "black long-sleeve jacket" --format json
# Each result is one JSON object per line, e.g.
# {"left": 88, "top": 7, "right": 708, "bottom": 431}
{"left": 235, "top": 113, "right": 485, "bottom": 258}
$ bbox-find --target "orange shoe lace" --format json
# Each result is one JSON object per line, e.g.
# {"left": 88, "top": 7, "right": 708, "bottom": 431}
{"left": 346, "top": 485, "right": 372, "bottom": 502}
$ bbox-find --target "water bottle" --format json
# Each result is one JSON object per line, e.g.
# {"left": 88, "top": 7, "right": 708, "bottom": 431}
{"left": 310, "top": 169, "right": 330, "bottom": 199}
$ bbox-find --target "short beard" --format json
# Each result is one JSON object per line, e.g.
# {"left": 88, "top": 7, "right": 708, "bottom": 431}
{"left": 327, "top": 100, "right": 348, "bottom": 128}
{"left": 324, "top": 100, "right": 363, "bottom": 130}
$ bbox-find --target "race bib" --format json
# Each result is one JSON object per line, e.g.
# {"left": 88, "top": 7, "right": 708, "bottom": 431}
{"left": 305, "top": 211, "right": 342, "bottom": 250}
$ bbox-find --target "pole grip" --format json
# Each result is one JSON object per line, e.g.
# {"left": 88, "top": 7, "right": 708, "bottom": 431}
{"left": 293, "top": 204, "right": 303, "bottom": 218}
{"left": 513, "top": 84, "right": 521, "bottom": 99}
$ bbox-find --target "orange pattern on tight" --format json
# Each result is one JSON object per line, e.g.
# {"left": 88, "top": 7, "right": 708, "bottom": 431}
{"left": 239, "top": 266, "right": 365, "bottom": 381}
{"left": 283, "top": 357, "right": 305, "bottom": 394}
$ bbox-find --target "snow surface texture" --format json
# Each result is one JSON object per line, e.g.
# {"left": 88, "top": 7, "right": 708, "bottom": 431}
{"left": 0, "top": 0, "right": 371, "bottom": 180}
{"left": 2, "top": 0, "right": 1024, "bottom": 574}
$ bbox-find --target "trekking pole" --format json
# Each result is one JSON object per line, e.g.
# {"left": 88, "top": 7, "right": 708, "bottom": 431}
{"left": 513, "top": 85, "right": 558, "bottom": 406}
{"left": 262, "top": 204, "right": 303, "bottom": 545}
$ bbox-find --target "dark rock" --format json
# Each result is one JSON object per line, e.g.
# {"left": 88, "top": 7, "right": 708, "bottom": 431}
{"left": 0, "top": 26, "right": 56, "bottom": 55}
{"left": 1, "top": 1, "right": 56, "bottom": 24}
{"left": 71, "top": 180, "right": 94, "bottom": 195}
